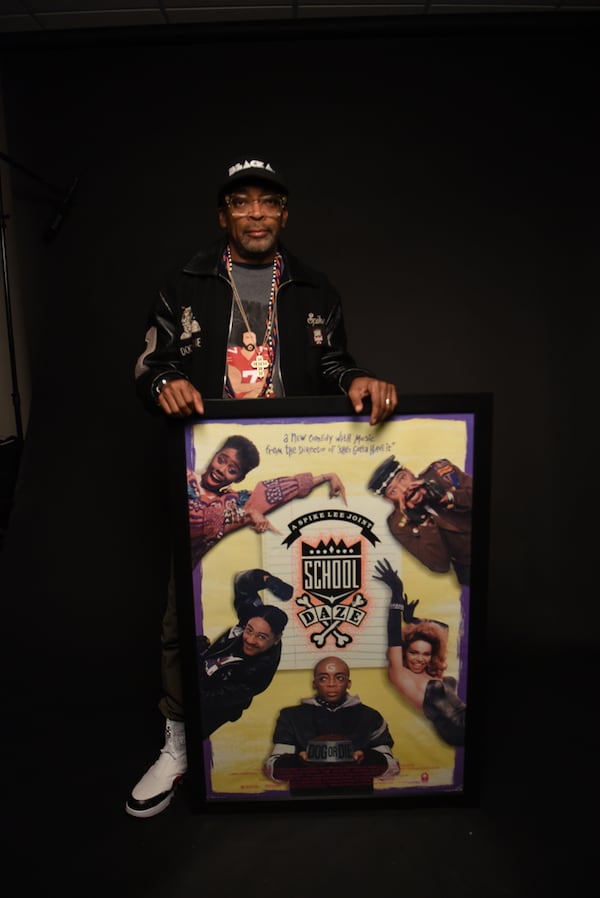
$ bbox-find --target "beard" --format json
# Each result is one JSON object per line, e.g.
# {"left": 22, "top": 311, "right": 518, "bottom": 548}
{"left": 229, "top": 229, "right": 278, "bottom": 263}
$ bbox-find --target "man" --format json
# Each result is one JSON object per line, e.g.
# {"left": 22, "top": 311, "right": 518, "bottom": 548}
{"left": 197, "top": 568, "right": 291, "bottom": 739}
{"left": 368, "top": 455, "right": 472, "bottom": 586}
{"left": 130, "top": 154, "right": 398, "bottom": 817}
{"left": 264, "top": 656, "right": 400, "bottom": 796}
{"left": 134, "top": 155, "right": 397, "bottom": 421}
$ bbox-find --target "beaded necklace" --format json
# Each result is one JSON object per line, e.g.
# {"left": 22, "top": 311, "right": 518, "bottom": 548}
{"left": 224, "top": 245, "right": 282, "bottom": 398}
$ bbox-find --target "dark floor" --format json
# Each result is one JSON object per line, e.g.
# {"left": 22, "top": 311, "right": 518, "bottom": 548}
{"left": 4, "top": 649, "right": 592, "bottom": 898}
{"left": 1, "top": 457, "right": 593, "bottom": 896}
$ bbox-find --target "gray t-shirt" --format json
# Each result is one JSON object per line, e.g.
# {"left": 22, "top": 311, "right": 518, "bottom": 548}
{"left": 224, "top": 261, "right": 283, "bottom": 398}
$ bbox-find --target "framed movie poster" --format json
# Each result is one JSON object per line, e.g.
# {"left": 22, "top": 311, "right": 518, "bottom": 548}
{"left": 169, "top": 394, "right": 492, "bottom": 811}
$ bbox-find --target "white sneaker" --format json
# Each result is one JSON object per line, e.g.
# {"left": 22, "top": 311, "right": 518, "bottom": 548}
{"left": 125, "top": 719, "right": 187, "bottom": 818}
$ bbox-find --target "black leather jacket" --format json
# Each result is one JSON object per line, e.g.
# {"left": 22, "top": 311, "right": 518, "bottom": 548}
{"left": 196, "top": 626, "right": 282, "bottom": 738}
{"left": 134, "top": 238, "right": 373, "bottom": 411}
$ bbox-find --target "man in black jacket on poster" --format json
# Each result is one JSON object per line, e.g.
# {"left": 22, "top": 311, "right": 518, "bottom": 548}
{"left": 197, "top": 568, "right": 291, "bottom": 739}
{"left": 264, "top": 655, "right": 400, "bottom": 796}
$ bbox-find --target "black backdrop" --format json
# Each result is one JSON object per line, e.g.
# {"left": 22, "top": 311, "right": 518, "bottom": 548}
{"left": 0, "top": 15, "right": 597, "bottom": 721}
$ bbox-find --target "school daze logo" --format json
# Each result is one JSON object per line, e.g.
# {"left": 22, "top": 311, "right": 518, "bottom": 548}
{"left": 295, "top": 538, "right": 367, "bottom": 648}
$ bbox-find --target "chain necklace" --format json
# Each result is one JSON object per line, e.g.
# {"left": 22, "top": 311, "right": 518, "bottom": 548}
{"left": 224, "top": 246, "right": 282, "bottom": 397}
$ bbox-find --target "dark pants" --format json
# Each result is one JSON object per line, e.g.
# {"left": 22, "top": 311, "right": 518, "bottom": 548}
{"left": 158, "top": 566, "right": 185, "bottom": 721}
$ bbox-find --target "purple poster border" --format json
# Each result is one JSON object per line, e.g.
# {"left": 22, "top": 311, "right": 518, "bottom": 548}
{"left": 170, "top": 394, "right": 492, "bottom": 812}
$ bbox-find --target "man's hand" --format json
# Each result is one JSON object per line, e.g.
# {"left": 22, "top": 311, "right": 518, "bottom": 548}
{"left": 423, "top": 479, "right": 454, "bottom": 507}
{"left": 348, "top": 376, "right": 398, "bottom": 425}
{"left": 157, "top": 378, "right": 204, "bottom": 417}
{"left": 402, "top": 480, "right": 428, "bottom": 511}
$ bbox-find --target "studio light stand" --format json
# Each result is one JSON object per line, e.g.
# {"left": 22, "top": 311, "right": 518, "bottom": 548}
{"left": 0, "top": 149, "right": 79, "bottom": 544}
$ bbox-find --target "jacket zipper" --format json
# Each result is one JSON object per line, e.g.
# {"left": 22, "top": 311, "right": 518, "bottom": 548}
{"left": 273, "top": 276, "right": 292, "bottom": 396}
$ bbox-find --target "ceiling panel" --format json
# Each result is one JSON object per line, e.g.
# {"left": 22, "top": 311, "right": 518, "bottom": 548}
{"left": 0, "top": 0, "right": 599, "bottom": 36}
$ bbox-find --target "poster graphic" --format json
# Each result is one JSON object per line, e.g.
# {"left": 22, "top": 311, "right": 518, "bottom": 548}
{"left": 171, "top": 396, "right": 490, "bottom": 808}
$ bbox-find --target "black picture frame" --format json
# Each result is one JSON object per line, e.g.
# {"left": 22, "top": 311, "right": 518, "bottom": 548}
{"left": 168, "top": 393, "right": 492, "bottom": 812}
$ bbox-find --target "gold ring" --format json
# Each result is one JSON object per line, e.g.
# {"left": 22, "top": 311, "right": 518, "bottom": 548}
{"left": 385, "top": 398, "right": 391, "bottom": 406}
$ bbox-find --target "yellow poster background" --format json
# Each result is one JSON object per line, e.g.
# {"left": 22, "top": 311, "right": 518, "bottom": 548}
{"left": 190, "top": 414, "right": 470, "bottom": 799}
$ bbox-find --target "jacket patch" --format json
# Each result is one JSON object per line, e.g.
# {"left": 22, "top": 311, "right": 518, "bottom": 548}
{"left": 204, "top": 652, "right": 243, "bottom": 676}
{"left": 307, "top": 312, "right": 325, "bottom": 346}
{"left": 181, "top": 306, "right": 201, "bottom": 339}
{"left": 179, "top": 306, "right": 202, "bottom": 356}
{"left": 432, "top": 459, "right": 459, "bottom": 487}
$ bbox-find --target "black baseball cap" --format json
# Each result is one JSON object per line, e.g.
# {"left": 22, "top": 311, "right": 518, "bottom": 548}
{"left": 217, "top": 155, "right": 288, "bottom": 204}
{"left": 368, "top": 455, "right": 404, "bottom": 495}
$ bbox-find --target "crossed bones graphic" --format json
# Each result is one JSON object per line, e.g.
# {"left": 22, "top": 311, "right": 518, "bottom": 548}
{"left": 296, "top": 593, "right": 367, "bottom": 647}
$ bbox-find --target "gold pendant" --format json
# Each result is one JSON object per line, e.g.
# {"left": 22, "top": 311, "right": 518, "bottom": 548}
{"left": 251, "top": 350, "right": 270, "bottom": 379}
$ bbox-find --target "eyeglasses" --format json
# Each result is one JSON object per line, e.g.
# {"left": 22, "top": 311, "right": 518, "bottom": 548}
{"left": 224, "top": 193, "right": 287, "bottom": 218}
{"left": 243, "top": 624, "right": 273, "bottom": 643}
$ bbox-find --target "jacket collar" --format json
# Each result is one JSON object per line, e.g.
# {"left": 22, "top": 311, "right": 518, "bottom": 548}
{"left": 182, "top": 237, "right": 320, "bottom": 286}
{"left": 302, "top": 693, "right": 361, "bottom": 710}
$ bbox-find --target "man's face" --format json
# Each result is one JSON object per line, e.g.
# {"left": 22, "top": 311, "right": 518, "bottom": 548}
{"left": 242, "top": 617, "right": 278, "bottom": 656}
{"left": 200, "top": 447, "right": 244, "bottom": 492}
{"left": 218, "top": 183, "right": 288, "bottom": 263}
{"left": 313, "top": 658, "right": 351, "bottom": 704}
{"left": 384, "top": 468, "right": 416, "bottom": 503}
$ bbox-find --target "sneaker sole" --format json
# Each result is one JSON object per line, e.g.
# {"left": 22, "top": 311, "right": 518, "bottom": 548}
{"left": 125, "top": 773, "right": 184, "bottom": 819}
{"left": 125, "top": 790, "right": 174, "bottom": 818}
